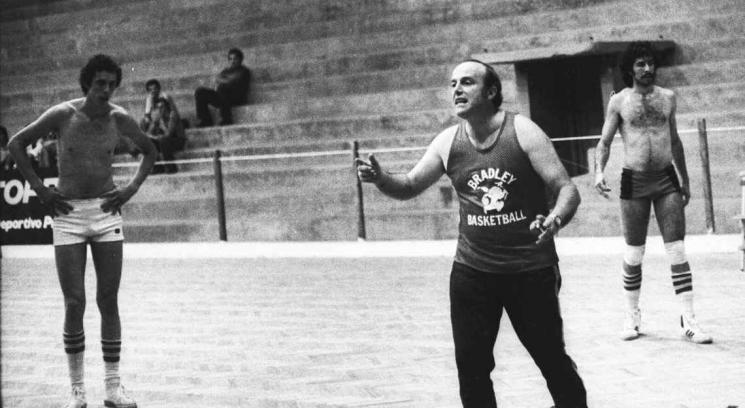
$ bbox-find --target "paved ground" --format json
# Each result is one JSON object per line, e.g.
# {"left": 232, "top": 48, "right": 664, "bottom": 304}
{"left": 2, "top": 235, "right": 744, "bottom": 408}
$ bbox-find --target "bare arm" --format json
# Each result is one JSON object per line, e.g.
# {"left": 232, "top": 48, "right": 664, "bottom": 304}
{"left": 355, "top": 137, "right": 446, "bottom": 200}
{"left": 101, "top": 111, "right": 158, "bottom": 214}
{"left": 7, "top": 104, "right": 73, "bottom": 214}
{"left": 594, "top": 93, "right": 621, "bottom": 198}
{"left": 668, "top": 94, "right": 690, "bottom": 205}
{"left": 515, "top": 115, "right": 581, "bottom": 242}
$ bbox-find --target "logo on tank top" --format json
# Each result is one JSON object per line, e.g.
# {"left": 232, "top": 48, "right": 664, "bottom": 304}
{"left": 465, "top": 167, "right": 526, "bottom": 227}
{"left": 467, "top": 167, "right": 517, "bottom": 213}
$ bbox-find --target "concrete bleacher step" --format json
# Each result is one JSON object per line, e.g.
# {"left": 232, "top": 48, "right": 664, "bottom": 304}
{"left": 1, "top": 0, "right": 618, "bottom": 65}
{"left": 479, "top": 12, "right": 744, "bottom": 64}
{"left": 676, "top": 110, "right": 745, "bottom": 129}
{"left": 673, "top": 82, "right": 745, "bottom": 113}
{"left": 183, "top": 108, "right": 458, "bottom": 149}
{"left": 657, "top": 59, "right": 745, "bottom": 87}
{"left": 121, "top": 190, "right": 743, "bottom": 242}
{"left": 6, "top": 0, "right": 741, "bottom": 74}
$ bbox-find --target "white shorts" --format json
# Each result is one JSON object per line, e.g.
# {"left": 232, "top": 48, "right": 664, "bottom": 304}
{"left": 53, "top": 198, "right": 124, "bottom": 246}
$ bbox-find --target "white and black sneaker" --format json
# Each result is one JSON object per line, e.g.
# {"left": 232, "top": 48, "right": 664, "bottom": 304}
{"left": 680, "top": 314, "right": 713, "bottom": 344}
{"left": 620, "top": 309, "right": 642, "bottom": 341}
{"left": 104, "top": 383, "right": 137, "bottom": 408}
{"left": 64, "top": 385, "right": 87, "bottom": 408}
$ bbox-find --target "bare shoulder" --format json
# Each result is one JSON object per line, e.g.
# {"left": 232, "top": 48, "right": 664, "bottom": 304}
{"left": 513, "top": 113, "right": 552, "bottom": 155}
{"left": 655, "top": 86, "right": 676, "bottom": 103}
{"left": 32, "top": 99, "right": 77, "bottom": 128}
{"left": 109, "top": 103, "right": 136, "bottom": 124}
{"left": 514, "top": 113, "right": 548, "bottom": 139}
{"left": 656, "top": 86, "right": 675, "bottom": 97}
{"left": 609, "top": 88, "right": 631, "bottom": 109}
{"left": 433, "top": 124, "right": 458, "bottom": 142}
{"left": 109, "top": 102, "right": 130, "bottom": 118}
{"left": 49, "top": 99, "right": 77, "bottom": 117}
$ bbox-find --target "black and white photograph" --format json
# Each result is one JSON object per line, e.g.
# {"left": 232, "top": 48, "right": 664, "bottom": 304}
{"left": 1, "top": 0, "right": 744, "bottom": 407}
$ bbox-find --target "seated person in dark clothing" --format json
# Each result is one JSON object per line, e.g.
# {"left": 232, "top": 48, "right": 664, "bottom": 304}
{"left": 144, "top": 97, "right": 185, "bottom": 173}
{"left": 194, "top": 47, "right": 251, "bottom": 127}
{"left": 140, "top": 78, "right": 178, "bottom": 131}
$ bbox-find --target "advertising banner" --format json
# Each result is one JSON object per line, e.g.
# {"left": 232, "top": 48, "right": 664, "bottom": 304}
{"left": 0, "top": 167, "right": 58, "bottom": 245}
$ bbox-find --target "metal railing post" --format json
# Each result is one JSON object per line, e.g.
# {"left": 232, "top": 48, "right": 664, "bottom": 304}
{"left": 213, "top": 149, "right": 228, "bottom": 241}
{"left": 352, "top": 141, "right": 366, "bottom": 241}
{"left": 739, "top": 171, "right": 745, "bottom": 272}
{"left": 697, "top": 118, "right": 715, "bottom": 233}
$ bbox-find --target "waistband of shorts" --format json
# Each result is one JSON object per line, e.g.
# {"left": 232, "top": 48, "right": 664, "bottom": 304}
{"left": 622, "top": 164, "right": 675, "bottom": 177}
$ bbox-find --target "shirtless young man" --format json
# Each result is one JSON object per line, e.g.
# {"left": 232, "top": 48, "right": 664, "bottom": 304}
{"left": 8, "top": 54, "right": 157, "bottom": 407}
{"left": 594, "top": 42, "right": 712, "bottom": 344}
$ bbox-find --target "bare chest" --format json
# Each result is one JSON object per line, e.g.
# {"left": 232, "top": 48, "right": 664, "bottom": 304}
{"left": 619, "top": 92, "right": 671, "bottom": 129}
{"left": 58, "top": 114, "right": 120, "bottom": 159}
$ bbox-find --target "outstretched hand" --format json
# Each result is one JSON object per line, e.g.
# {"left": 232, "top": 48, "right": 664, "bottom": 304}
{"left": 530, "top": 214, "right": 560, "bottom": 244}
{"left": 38, "top": 186, "right": 73, "bottom": 216}
{"left": 355, "top": 154, "right": 382, "bottom": 184}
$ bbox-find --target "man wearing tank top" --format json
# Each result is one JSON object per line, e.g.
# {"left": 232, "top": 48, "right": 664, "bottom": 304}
{"left": 594, "top": 42, "right": 712, "bottom": 344}
{"left": 356, "top": 60, "right": 587, "bottom": 408}
{"left": 8, "top": 55, "right": 157, "bottom": 408}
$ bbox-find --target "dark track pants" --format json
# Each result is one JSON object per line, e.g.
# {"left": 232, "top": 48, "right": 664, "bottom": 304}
{"left": 450, "top": 262, "right": 587, "bottom": 408}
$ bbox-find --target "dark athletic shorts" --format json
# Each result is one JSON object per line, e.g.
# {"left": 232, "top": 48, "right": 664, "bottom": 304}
{"left": 620, "top": 165, "right": 681, "bottom": 200}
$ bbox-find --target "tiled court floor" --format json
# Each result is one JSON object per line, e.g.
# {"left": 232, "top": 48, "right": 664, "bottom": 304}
{"left": 2, "top": 239, "right": 744, "bottom": 407}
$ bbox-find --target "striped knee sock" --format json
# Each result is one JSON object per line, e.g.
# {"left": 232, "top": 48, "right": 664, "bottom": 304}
{"left": 101, "top": 339, "right": 121, "bottom": 386}
{"left": 63, "top": 331, "right": 85, "bottom": 388}
{"left": 665, "top": 240, "right": 695, "bottom": 317}
{"left": 622, "top": 262, "right": 642, "bottom": 311}
{"left": 672, "top": 263, "right": 694, "bottom": 316}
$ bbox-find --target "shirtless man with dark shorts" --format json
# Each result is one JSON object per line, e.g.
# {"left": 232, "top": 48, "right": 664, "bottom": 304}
{"left": 8, "top": 54, "right": 157, "bottom": 407}
{"left": 594, "top": 42, "right": 712, "bottom": 344}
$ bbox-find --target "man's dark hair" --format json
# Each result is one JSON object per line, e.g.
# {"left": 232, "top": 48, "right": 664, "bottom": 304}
{"left": 463, "top": 59, "right": 503, "bottom": 109}
{"left": 145, "top": 79, "right": 161, "bottom": 91}
{"left": 79, "top": 54, "right": 122, "bottom": 95}
{"left": 228, "top": 47, "right": 244, "bottom": 63}
{"left": 620, "top": 41, "right": 657, "bottom": 88}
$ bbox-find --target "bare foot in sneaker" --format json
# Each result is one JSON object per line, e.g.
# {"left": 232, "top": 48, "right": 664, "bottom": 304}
{"left": 680, "top": 314, "right": 713, "bottom": 344}
{"left": 64, "top": 385, "right": 87, "bottom": 408}
{"left": 620, "top": 309, "right": 642, "bottom": 341}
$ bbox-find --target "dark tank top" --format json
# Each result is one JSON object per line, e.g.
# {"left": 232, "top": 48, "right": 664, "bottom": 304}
{"left": 446, "top": 112, "right": 558, "bottom": 273}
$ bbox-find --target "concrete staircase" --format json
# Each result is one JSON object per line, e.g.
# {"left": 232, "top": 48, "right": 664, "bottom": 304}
{"left": 1, "top": 0, "right": 743, "bottom": 242}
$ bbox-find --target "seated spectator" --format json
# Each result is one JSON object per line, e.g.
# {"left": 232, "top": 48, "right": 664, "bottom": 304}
{"left": 144, "top": 97, "right": 185, "bottom": 173}
{"left": 1, "top": 125, "right": 12, "bottom": 171}
{"left": 140, "top": 78, "right": 179, "bottom": 131}
{"left": 194, "top": 47, "right": 251, "bottom": 127}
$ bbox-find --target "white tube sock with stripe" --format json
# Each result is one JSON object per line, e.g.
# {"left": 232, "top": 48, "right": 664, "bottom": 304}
{"left": 665, "top": 240, "right": 695, "bottom": 317}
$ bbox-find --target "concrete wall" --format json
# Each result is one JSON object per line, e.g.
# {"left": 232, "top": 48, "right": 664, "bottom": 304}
{"left": 1, "top": 0, "right": 743, "bottom": 241}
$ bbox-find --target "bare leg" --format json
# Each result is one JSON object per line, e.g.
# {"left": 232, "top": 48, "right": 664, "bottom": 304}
{"left": 91, "top": 241, "right": 122, "bottom": 340}
{"left": 653, "top": 192, "right": 685, "bottom": 243}
{"left": 619, "top": 199, "right": 651, "bottom": 339}
{"left": 90, "top": 240, "right": 131, "bottom": 402}
{"left": 55, "top": 243, "right": 88, "bottom": 397}
{"left": 620, "top": 198, "right": 652, "bottom": 246}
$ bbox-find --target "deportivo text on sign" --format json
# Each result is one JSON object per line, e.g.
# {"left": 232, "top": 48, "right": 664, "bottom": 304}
{"left": 0, "top": 167, "right": 58, "bottom": 245}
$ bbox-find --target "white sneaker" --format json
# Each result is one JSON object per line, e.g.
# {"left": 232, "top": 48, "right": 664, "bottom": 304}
{"left": 680, "top": 315, "right": 713, "bottom": 344}
{"left": 104, "top": 383, "right": 137, "bottom": 408}
{"left": 620, "top": 309, "right": 642, "bottom": 341}
{"left": 64, "top": 385, "right": 87, "bottom": 408}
